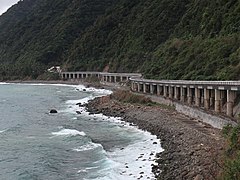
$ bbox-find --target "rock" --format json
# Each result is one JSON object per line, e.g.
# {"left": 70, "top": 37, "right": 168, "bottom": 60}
{"left": 153, "top": 142, "right": 157, "bottom": 144}
{"left": 83, "top": 89, "right": 86, "bottom": 91}
{"left": 76, "top": 102, "right": 82, "bottom": 106}
{"left": 76, "top": 111, "right": 81, "bottom": 114}
{"left": 194, "top": 174, "right": 204, "bottom": 180}
{"left": 50, "top": 109, "right": 58, "bottom": 113}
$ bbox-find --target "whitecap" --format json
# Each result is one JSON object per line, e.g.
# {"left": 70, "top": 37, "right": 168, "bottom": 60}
{"left": 77, "top": 169, "right": 87, "bottom": 173}
{"left": 73, "top": 142, "right": 103, "bottom": 152}
{"left": 51, "top": 129, "right": 86, "bottom": 137}
{"left": 66, "top": 96, "right": 93, "bottom": 105}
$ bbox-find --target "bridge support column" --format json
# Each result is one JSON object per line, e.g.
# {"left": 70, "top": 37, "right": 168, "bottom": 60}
{"left": 174, "top": 87, "right": 179, "bottom": 100}
{"left": 187, "top": 88, "right": 193, "bottom": 105}
{"left": 150, "top": 84, "right": 154, "bottom": 94}
{"left": 180, "top": 87, "right": 186, "bottom": 102}
{"left": 227, "top": 90, "right": 235, "bottom": 117}
{"left": 169, "top": 87, "right": 173, "bottom": 99}
{"left": 137, "top": 83, "right": 140, "bottom": 92}
{"left": 114, "top": 76, "right": 117, "bottom": 83}
{"left": 120, "top": 76, "right": 123, "bottom": 82}
{"left": 134, "top": 83, "right": 138, "bottom": 91}
{"left": 157, "top": 85, "right": 160, "bottom": 96}
{"left": 163, "top": 86, "right": 168, "bottom": 98}
{"left": 204, "top": 89, "right": 210, "bottom": 110}
{"left": 143, "top": 83, "right": 147, "bottom": 93}
{"left": 209, "top": 90, "right": 214, "bottom": 109}
{"left": 195, "top": 88, "right": 201, "bottom": 107}
{"left": 215, "top": 90, "right": 221, "bottom": 113}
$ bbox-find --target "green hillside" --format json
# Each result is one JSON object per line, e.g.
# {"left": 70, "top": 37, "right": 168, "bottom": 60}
{"left": 0, "top": 0, "right": 239, "bottom": 80}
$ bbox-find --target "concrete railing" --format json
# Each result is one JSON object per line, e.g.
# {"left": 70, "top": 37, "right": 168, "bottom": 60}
{"left": 130, "top": 77, "right": 240, "bottom": 86}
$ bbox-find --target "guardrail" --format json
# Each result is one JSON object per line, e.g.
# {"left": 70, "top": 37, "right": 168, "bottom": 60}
{"left": 61, "top": 72, "right": 142, "bottom": 77}
{"left": 130, "top": 77, "right": 240, "bottom": 86}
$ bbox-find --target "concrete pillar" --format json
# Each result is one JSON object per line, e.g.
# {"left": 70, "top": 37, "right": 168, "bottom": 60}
{"left": 204, "top": 89, "right": 210, "bottom": 110}
{"left": 174, "top": 87, "right": 179, "bottom": 100}
{"left": 227, "top": 90, "right": 235, "bottom": 117}
{"left": 215, "top": 89, "right": 221, "bottom": 113}
{"left": 137, "top": 83, "right": 141, "bottom": 92}
{"left": 169, "top": 87, "right": 173, "bottom": 99}
{"left": 150, "top": 84, "right": 154, "bottom": 94}
{"left": 114, "top": 76, "right": 117, "bottom": 83}
{"left": 187, "top": 88, "right": 193, "bottom": 105}
{"left": 180, "top": 87, "right": 185, "bottom": 102}
{"left": 195, "top": 88, "right": 201, "bottom": 107}
{"left": 157, "top": 85, "right": 160, "bottom": 96}
{"left": 143, "top": 83, "right": 147, "bottom": 93}
{"left": 163, "top": 86, "right": 168, "bottom": 97}
{"left": 209, "top": 90, "right": 214, "bottom": 109}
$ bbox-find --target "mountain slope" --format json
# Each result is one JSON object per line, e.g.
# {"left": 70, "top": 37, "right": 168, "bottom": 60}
{"left": 0, "top": 0, "right": 117, "bottom": 79}
{"left": 0, "top": 0, "right": 239, "bottom": 80}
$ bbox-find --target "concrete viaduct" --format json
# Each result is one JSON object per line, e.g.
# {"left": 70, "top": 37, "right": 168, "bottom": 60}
{"left": 61, "top": 71, "right": 142, "bottom": 83}
{"left": 61, "top": 71, "right": 240, "bottom": 118}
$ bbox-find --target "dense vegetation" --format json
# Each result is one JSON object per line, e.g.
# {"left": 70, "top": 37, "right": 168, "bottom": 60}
{"left": 221, "top": 125, "right": 240, "bottom": 180}
{"left": 0, "top": 0, "right": 239, "bottom": 80}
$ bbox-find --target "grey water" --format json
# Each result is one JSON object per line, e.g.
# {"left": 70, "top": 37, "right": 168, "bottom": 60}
{"left": 0, "top": 83, "right": 161, "bottom": 180}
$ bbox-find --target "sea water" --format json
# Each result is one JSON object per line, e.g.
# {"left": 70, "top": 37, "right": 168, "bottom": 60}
{"left": 0, "top": 83, "right": 163, "bottom": 180}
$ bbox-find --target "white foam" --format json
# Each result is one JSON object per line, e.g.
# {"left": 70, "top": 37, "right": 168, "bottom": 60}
{"left": 14, "top": 83, "right": 112, "bottom": 95}
{"left": 107, "top": 133, "right": 162, "bottom": 180}
{"left": 73, "top": 142, "right": 103, "bottom": 152}
{"left": 51, "top": 129, "right": 86, "bottom": 137}
{"left": 0, "top": 130, "right": 6, "bottom": 133}
{"left": 78, "top": 169, "right": 87, "bottom": 173}
{"left": 55, "top": 83, "right": 162, "bottom": 179}
{"left": 82, "top": 112, "right": 163, "bottom": 180}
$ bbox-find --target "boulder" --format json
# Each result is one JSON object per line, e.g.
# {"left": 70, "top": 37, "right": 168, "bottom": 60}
{"left": 76, "top": 111, "right": 82, "bottom": 114}
{"left": 50, "top": 109, "right": 58, "bottom": 113}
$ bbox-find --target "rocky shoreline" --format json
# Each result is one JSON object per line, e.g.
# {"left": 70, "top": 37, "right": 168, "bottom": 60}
{"left": 86, "top": 95, "right": 224, "bottom": 180}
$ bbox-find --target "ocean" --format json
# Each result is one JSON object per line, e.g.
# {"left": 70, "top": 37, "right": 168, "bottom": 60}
{"left": 0, "top": 83, "right": 163, "bottom": 180}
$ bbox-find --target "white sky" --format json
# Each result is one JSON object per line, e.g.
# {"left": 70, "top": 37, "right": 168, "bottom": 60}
{"left": 0, "top": 0, "right": 20, "bottom": 15}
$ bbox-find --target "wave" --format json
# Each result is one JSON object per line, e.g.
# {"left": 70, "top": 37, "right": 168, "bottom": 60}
{"left": 51, "top": 129, "right": 86, "bottom": 137}
{"left": 66, "top": 96, "right": 94, "bottom": 106}
{"left": 73, "top": 142, "right": 103, "bottom": 152}
{"left": 0, "top": 130, "right": 6, "bottom": 133}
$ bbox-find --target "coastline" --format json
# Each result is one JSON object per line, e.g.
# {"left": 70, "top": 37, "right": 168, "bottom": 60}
{"left": 4, "top": 80, "right": 225, "bottom": 179}
{"left": 86, "top": 95, "right": 224, "bottom": 179}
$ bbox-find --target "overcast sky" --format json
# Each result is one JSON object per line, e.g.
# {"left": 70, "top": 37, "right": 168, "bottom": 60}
{"left": 0, "top": 0, "right": 20, "bottom": 15}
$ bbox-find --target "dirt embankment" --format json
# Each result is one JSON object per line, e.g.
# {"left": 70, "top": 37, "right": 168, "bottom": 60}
{"left": 86, "top": 95, "right": 224, "bottom": 180}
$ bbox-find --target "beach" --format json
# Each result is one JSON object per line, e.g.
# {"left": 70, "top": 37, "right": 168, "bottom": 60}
{"left": 86, "top": 93, "right": 224, "bottom": 179}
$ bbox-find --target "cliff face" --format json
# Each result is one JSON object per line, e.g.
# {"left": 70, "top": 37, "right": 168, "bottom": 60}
{"left": 0, "top": 0, "right": 239, "bottom": 80}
